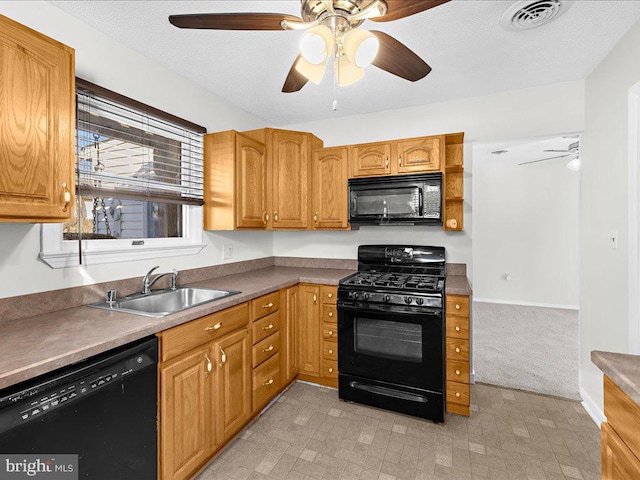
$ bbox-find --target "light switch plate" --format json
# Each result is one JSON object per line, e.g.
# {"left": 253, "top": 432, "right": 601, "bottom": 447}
{"left": 222, "top": 244, "right": 233, "bottom": 260}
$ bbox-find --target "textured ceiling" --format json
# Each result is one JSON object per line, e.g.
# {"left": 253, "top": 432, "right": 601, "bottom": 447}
{"left": 50, "top": 1, "right": 640, "bottom": 126}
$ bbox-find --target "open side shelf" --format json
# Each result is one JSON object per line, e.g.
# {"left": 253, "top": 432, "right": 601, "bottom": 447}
{"left": 442, "top": 135, "right": 464, "bottom": 231}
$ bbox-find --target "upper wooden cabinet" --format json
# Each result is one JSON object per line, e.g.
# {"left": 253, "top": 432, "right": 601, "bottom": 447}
{"left": 311, "top": 147, "right": 349, "bottom": 229}
{"left": 349, "top": 135, "right": 444, "bottom": 178}
{"left": 204, "top": 131, "right": 268, "bottom": 230}
{"left": 0, "top": 14, "right": 75, "bottom": 222}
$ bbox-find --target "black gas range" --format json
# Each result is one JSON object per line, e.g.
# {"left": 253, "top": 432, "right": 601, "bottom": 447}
{"left": 337, "top": 245, "right": 446, "bottom": 422}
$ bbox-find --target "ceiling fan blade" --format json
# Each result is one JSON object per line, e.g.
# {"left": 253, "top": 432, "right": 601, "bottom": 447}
{"left": 168, "top": 12, "right": 302, "bottom": 30}
{"left": 282, "top": 55, "right": 309, "bottom": 93}
{"left": 518, "top": 154, "right": 572, "bottom": 166}
{"left": 370, "top": 0, "right": 450, "bottom": 22}
{"left": 370, "top": 31, "right": 431, "bottom": 82}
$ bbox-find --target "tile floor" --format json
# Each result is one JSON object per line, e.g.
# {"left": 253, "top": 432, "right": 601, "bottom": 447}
{"left": 196, "top": 382, "right": 600, "bottom": 480}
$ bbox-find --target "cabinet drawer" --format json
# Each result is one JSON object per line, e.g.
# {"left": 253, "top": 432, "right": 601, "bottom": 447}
{"left": 601, "top": 421, "right": 640, "bottom": 479}
{"left": 446, "top": 316, "right": 469, "bottom": 340}
{"left": 321, "top": 286, "right": 338, "bottom": 304}
{"left": 446, "top": 380, "right": 470, "bottom": 406}
{"left": 446, "top": 338, "right": 470, "bottom": 361}
{"left": 446, "top": 295, "right": 470, "bottom": 317}
{"left": 323, "top": 359, "right": 338, "bottom": 378}
{"left": 253, "top": 353, "right": 281, "bottom": 411}
{"left": 323, "top": 324, "right": 337, "bottom": 341}
{"left": 160, "top": 303, "right": 249, "bottom": 362}
{"left": 323, "top": 341, "right": 338, "bottom": 361}
{"left": 251, "top": 292, "right": 280, "bottom": 320}
{"left": 252, "top": 311, "right": 280, "bottom": 345}
{"left": 322, "top": 304, "right": 337, "bottom": 323}
{"left": 446, "top": 359, "right": 470, "bottom": 383}
{"left": 252, "top": 331, "right": 280, "bottom": 368}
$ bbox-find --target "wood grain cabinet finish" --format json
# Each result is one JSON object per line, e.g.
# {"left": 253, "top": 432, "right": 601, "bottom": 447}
{"left": 396, "top": 136, "right": 443, "bottom": 174}
{"left": 0, "top": 14, "right": 75, "bottom": 222}
{"left": 602, "top": 375, "right": 640, "bottom": 479}
{"left": 445, "top": 294, "right": 471, "bottom": 416}
{"left": 203, "top": 131, "right": 268, "bottom": 230}
{"left": 298, "top": 285, "right": 322, "bottom": 376}
{"left": 281, "top": 286, "right": 299, "bottom": 384}
{"left": 350, "top": 142, "right": 391, "bottom": 177}
{"left": 311, "top": 147, "right": 349, "bottom": 229}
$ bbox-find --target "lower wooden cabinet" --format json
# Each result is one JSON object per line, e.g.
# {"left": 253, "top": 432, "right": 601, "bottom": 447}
{"left": 298, "top": 285, "right": 321, "bottom": 376}
{"left": 602, "top": 422, "right": 640, "bottom": 479}
{"left": 281, "top": 286, "right": 299, "bottom": 383}
{"left": 445, "top": 294, "right": 471, "bottom": 416}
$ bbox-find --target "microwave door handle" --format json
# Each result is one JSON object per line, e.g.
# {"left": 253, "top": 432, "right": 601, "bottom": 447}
{"left": 418, "top": 189, "right": 424, "bottom": 216}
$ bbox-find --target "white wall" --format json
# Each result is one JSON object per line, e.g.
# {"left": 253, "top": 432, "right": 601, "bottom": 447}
{"left": 472, "top": 142, "right": 580, "bottom": 307}
{"left": 278, "top": 81, "right": 586, "bottom": 277}
{"left": 0, "top": 2, "right": 270, "bottom": 299}
{"left": 580, "top": 19, "right": 640, "bottom": 414}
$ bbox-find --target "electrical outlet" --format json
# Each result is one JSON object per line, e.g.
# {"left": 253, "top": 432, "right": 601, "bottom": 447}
{"left": 222, "top": 244, "right": 233, "bottom": 260}
{"left": 610, "top": 231, "right": 618, "bottom": 250}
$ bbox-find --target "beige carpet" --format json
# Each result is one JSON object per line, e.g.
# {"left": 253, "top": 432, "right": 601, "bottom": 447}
{"left": 472, "top": 302, "right": 580, "bottom": 400}
{"left": 197, "top": 381, "right": 599, "bottom": 480}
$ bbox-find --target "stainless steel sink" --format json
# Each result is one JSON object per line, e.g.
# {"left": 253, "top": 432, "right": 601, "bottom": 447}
{"left": 88, "top": 287, "right": 240, "bottom": 318}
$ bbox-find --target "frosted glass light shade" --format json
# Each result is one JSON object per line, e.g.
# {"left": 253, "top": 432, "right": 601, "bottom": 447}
{"left": 295, "top": 56, "right": 328, "bottom": 84}
{"left": 343, "top": 29, "right": 379, "bottom": 68}
{"left": 299, "top": 25, "right": 333, "bottom": 65}
{"left": 337, "top": 55, "right": 364, "bottom": 86}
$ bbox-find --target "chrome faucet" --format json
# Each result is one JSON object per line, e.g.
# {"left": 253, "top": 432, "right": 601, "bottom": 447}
{"left": 142, "top": 266, "right": 178, "bottom": 294}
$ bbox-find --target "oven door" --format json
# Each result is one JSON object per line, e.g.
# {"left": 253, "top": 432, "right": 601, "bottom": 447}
{"left": 338, "top": 300, "right": 444, "bottom": 391}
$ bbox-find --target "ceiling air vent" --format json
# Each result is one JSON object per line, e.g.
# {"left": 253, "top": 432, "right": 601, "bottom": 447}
{"left": 501, "top": 0, "right": 571, "bottom": 31}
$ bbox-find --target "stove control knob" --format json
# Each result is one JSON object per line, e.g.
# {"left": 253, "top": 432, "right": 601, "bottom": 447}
{"left": 363, "top": 293, "right": 370, "bottom": 300}
{"left": 416, "top": 298, "right": 424, "bottom": 306}
{"left": 405, "top": 297, "right": 413, "bottom": 304}
{"left": 384, "top": 295, "right": 390, "bottom": 303}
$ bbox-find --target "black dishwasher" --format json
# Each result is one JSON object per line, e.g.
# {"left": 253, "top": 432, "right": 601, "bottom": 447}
{"left": 0, "top": 336, "right": 157, "bottom": 479}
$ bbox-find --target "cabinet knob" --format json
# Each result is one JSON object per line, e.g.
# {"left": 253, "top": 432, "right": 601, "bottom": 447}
{"left": 328, "top": 330, "right": 333, "bottom": 336}
{"left": 314, "top": 213, "right": 318, "bottom": 223}
{"left": 313, "top": 294, "right": 317, "bottom": 303}
{"left": 328, "top": 368, "right": 333, "bottom": 373}
{"left": 61, "top": 182, "right": 71, "bottom": 212}
{"left": 329, "top": 349, "right": 333, "bottom": 354}
{"left": 263, "top": 324, "right": 274, "bottom": 331}
{"left": 262, "top": 345, "right": 274, "bottom": 353}
{"left": 398, "top": 156, "right": 402, "bottom": 167}
{"left": 263, "top": 378, "right": 274, "bottom": 386}
{"left": 328, "top": 312, "right": 333, "bottom": 318}
{"left": 204, "top": 354, "right": 212, "bottom": 377}
{"left": 455, "top": 369, "right": 461, "bottom": 376}
{"left": 455, "top": 304, "right": 461, "bottom": 310}
{"left": 455, "top": 392, "right": 461, "bottom": 398}
{"left": 220, "top": 346, "right": 227, "bottom": 365}
{"left": 385, "top": 157, "right": 389, "bottom": 168}
{"left": 263, "top": 212, "right": 269, "bottom": 224}
{"left": 455, "top": 326, "right": 461, "bottom": 332}
{"left": 205, "top": 322, "right": 222, "bottom": 332}
{"left": 274, "top": 211, "right": 278, "bottom": 222}
{"left": 455, "top": 347, "right": 461, "bottom": 354}
{"left": 263, "top": 302, "right": 274, "bottom": 309}
{"left": 328, "top": 293, "right": 333, "bottom": 299}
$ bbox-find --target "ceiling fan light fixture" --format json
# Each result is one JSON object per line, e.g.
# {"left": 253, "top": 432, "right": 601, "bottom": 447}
{"left": 566, "top": 157, "right": 580, "bottom": 171}
{"left": 299, "top": 25, "right": 333, "bottom": 64}
{"left": 343, "top": 29, "right": 380, "bottom": 68}
{"left": 336, "top": 55, "right": 364, "bottom": 86}
{"left": 295, "top": 56, "right": 327, "bottom": 84}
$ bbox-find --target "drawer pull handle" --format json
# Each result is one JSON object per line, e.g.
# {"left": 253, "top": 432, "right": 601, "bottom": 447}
{"left": 205, "top": 354, "right": 212, "bottom": 377}
{"left": 313, "top": 294, "right": 317, "bottom": 303}
{"left": 263, "top": 211, "right": 269, "bottom": 224}
{"left": 385, "top": 157, "right": 389, "bottom": 168}
{"left": 328, "top": 312, "right": 334, "bottom": 318}
{"left": 220, "top": 347, "right": 227, "bottom": 365}
{"left": 455, "top": 304, "right": 461, "bottom": 310}
{"left": 263, "top": 324, "right": 274, "bottom": 331}
{"left": 274, "top": 211, "right": 279, "bottom": 223}
{"left": 398, "top": 156, "right": 402, "bottom": 167}
{"left": 455, "top": 326, "right": 461, "bottom": 332}
{"left": 61, "top": 182, "right": 72, "bottom": 212}
{"left": 328, "top": 368, "right": 334, "bottom": 373}
{"left": 262, "top": 345, "right": 274, "bottom": 353}
{"left": 328, "top": 293, "right": 333, "bottom": 299}
{"left": 455, "top": 369, "right": 461, "bottom": 376}
{"left": 455, "top": 347, "right": 461, "bottom": 353}
{"left": 206, "top": 322, "right": 222, "bottom": 332}
{"left": 328, "top": 330, "right": 333, "bottom": 336}
{"left": 263, "top": 302, "right": 274, "bottom": 309}
{"left": 455, "top": 392, "right": 461, "bottom": 398}
{"left": 329, "top": 349, "right": 333, "bottom": 354}
{"left": 314, "top": 213, "right": 318, "bottom": 223}
{"left": 263, "top": 378, "right": 274, "bottom": 386}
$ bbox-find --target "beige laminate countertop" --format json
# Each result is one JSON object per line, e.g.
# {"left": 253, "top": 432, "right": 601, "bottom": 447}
{"left": 0, "top": 266, "right": 472, "bottom": 391}
{"left": 592, "top": 350, "right": 640, "bottom": 406}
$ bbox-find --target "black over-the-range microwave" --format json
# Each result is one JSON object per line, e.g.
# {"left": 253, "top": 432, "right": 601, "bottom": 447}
{"left": 348, "top": 172, "right": 443, "bottom": 226}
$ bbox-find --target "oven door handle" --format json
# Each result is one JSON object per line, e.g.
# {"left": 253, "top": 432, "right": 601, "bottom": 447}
{"left": 337, "top": 300, "right": 442, "bottom": 316}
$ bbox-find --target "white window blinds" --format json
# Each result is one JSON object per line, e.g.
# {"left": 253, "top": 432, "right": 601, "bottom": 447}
{"left": 75, "top": 79, "right": 206, "bottom": 206}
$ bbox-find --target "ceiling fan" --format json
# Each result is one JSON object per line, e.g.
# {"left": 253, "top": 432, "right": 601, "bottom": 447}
{"left": 168, "top": 0, "right": 450, "bottom": 93}
{"left": 518, "top": 140, "right": 580, "bottom": 171}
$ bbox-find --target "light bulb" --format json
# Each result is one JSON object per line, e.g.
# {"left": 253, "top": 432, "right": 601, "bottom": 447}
{"left": 343, "top": 29, "right": 379, "bottom": 68}
{"left": 299, "top": 26, "right": 333, "bottom": 65}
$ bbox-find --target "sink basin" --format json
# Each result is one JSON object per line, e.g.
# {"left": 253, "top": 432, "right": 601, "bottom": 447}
{"left": 88, "top": 287, "right": 240, "bottom": 318}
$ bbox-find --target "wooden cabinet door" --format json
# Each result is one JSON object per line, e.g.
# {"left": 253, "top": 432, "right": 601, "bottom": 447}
{"left": 281, "top": 286, "right": 299, "bottom": 383}
{"left": 350, "top": 143, "right": 391, "bottom": 177}
{"left": 235, "top": 134, "right": 268, "bottom": 228}
{"left": 298, "top": 285, "right": 321, "bottom": 376}
{"left": 396, "top": 136, "right": 442, "bottom": 173}
{"left": 271, "top": 130, "right": 309, "bottom": 229}
{"left": 0, "top": 15, "right": 74, "bottom": 222}
{"left": 312, "top": 147, "right": 348, "bottom": 229}
{"left": 160, "top": 345, "right": 212, "bottom": 480}
{"left": 602, "top": 422, "right": 640, "bottom": 479}
{"left": 214, "top": 329, "right": 252, "bottom": 442}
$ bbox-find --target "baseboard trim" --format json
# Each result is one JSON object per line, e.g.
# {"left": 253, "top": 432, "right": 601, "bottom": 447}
{"left": 473, "top": 297, "right": 579, "bottom": 310}
{"left": 580, "top": 386, "right": 606, "bottom": 427}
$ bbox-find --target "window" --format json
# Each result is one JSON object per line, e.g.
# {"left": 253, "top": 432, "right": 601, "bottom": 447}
{"left": 41, "top": 79, "right": 207, "bottom": 268}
